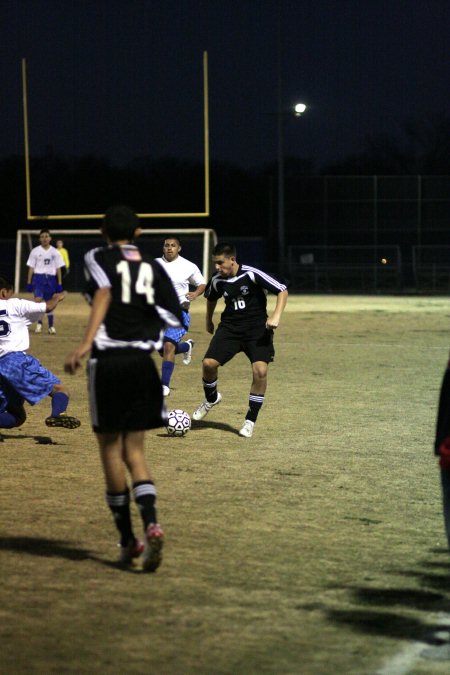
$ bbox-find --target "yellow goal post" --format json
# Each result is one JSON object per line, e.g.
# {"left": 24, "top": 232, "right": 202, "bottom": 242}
{"left": 15, "top": 228, "right": 218, "bottom": 293}
{"left": 21, "top": 52, "right": 210, "bottom": 219}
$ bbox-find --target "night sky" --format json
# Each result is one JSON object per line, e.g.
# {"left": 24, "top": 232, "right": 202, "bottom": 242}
{"left": 1, "top": 0, "right": 449, "bottom": 170}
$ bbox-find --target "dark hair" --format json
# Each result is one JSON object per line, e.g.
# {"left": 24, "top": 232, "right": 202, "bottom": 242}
{"left": 213, "top": 242, "right": 236, "bottom": 258}
{"left": 39, "top": 229, "right": 51, "bottom": 236}
{"left": 0, "top": 276, "right": 13, "bottom": 290}
{"left": 103, "top": 205, "right": 139, "bottom": 242}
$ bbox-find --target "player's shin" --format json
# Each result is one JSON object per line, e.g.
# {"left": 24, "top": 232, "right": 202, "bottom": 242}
{"left": 161, "top": 361, "right": 175, "bottom": 387}
{"left": 51, "top": 392, "right": 69, "bottom": 416}
{"left": 106, "top": 489, "right": 135, "bottom": 547}
{"left": 246, "top": 393, "right": 264, "bottom": 422}
{"left": 133, "top": 481, "right": 158, "bottom": 528}
{"left": 203, "top": 378, "right": 219, "bottom": 403}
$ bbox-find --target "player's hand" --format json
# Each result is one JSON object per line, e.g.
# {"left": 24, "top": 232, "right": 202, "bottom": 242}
{"left": 266, "top": 315, "right": 280, "bottom": 329}
{"left": 26, "top": 283, "right": 33, "bottom": 292}
{"left": 46, "top": 293, "right": 65, "bottom": 313}
{"left": 64, "top": 343, "right": 90, "bottom": 374}
{"left": 206, "top": 319, "right": 214, "bottom": 334}
{"left": 64, "top": 350, "right": 83, "bottom": 374}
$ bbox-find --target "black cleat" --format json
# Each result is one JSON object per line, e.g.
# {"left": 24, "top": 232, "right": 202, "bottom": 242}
{"left": 45, "top": 413, "right": 81, "bottom": 429}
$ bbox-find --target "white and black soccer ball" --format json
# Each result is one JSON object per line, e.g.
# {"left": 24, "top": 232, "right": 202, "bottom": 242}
{"left": 166, "top": 409, "right": 191, "bottom": 437}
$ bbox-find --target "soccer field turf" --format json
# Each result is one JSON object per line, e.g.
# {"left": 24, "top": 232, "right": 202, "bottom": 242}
{"left": 1, "top": 293, "right": 450, "bottom": 674}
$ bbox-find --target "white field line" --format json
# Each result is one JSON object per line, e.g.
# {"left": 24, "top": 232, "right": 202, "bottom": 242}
{"left": 375, "top": 640, "right": 429, "bottom": 675}
{"left": 375, "top": 613, "right": 450, "bottom": 675}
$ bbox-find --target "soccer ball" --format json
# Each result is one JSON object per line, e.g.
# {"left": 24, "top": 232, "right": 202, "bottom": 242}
{"left": 166, "top": 409, "right": 191, "bottom": 437}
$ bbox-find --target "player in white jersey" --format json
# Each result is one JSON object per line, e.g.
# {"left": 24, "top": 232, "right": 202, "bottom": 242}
{"left": 26, "top": 229, "right": 65, "bottom": 334}
{"left": 0, "top": 276, "right": 80, "bottom": 432}
{"left": 155, "top": 237, "right": 206, "bottom": 396}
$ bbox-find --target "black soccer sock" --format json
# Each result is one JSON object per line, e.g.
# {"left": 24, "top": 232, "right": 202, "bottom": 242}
{"left": 133, "top": 480, "right": 157, "bottom": 528}
{"left": 203, "top": 378, "right": 218, "bottom": 403}
{"left": 246, "top": 393, "right": 264, "bottom": 423}
{"left": 106, "top": 489, "right": 134, "bottom": 547}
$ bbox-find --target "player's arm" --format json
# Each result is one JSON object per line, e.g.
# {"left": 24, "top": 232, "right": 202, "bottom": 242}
{"left": 249, "top": 267, "right": 288, "bottom": 330}
{"left": 266, "top": 289, "right": 288, "bottom": 330}
{"left": 64, "top": 287, "right": 111, "bottom": 373}
{"left": 186, "top": 266, "right": 206, "bottom": 302}
{"left": 186, "top": 283, "right": 206, "bottom": 302}
{"left": 206, "top": 299, "right": 217, "bottom": 334}
{"left": 45, "top": 293, "right": 65, "bottom": 313}
{"left": 26, "top": 265, "right": 36, "bottom": 293}
{"left": 55, "top": 250, "right": 64, "bottom": 287}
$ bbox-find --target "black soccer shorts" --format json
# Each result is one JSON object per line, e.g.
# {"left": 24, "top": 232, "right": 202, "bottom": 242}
{"left": 204, "top": 322, "right": 275, "bottom": 366}
{"left": 87, "top": 349, "right": 166, "bottom": 433}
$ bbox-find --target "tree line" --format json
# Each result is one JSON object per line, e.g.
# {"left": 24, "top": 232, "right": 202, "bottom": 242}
{"left": 1, "top": 114, "right": 448, "bottom": 239}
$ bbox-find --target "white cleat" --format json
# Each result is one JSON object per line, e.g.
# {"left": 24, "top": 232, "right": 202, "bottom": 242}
{"left": 48, "top": 326, "right": 56, "bottom": 334}
{"left": 182, "top": 339, "right": 195, "bottom": 365}
{"left": 35, "top": 324, "right": 42, "bottom": 333}
{"left": 162, "top": 385, "right": 170, "bottom": 397}
{"left": 192, "top": 393, "right": 222, "bottom": 421}
{"left": 239, "top": 420, "right": 255, "bottom": 438}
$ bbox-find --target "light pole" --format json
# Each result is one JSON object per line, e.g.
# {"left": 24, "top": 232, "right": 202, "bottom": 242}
{"left": 277, "top": 101, "right": 307, "bottom": 276}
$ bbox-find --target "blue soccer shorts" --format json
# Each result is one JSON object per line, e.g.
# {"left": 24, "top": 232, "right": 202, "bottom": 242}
{"left": 163, "top": 311, "right": 190, "bottom": 345}
{"left": 33, "top": 274, "right": 58, "bottom": 301}
{"left": 0, "top": 352, "right": 60, "bottom": 411}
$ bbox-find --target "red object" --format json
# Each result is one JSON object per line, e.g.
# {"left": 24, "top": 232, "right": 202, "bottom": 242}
{"left": 439, "top": 437, "right": 450, "bottom": 470}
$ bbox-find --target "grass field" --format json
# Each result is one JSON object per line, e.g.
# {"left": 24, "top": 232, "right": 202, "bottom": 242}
{"left": 1, "top": 293, "right": 450, "bottom": 674}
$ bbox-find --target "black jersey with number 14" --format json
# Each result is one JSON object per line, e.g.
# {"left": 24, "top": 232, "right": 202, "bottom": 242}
{"left": 84, "top": 243, "right": 184, "bottom": 351}
{"left": 205, "top": 264, "right": 287, "bottom": 328}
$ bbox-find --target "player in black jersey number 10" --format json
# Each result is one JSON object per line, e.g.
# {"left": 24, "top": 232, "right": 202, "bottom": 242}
{"left": 192, "top": 243, "right": 288, "bottom": 438}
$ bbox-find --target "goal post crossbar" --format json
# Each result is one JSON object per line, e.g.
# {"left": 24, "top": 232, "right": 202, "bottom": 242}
{"left": 15, "top": 228, "right": 218, "bottom": 293}
{"left": 24, "top": 213, "right": 210, "bottom": 220}
{"left": 21, "top": 53, "right": 210, "bottom": 220}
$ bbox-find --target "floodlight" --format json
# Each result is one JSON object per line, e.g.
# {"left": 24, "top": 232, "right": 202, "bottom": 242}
{"left": 294, "top": 103, "right": 307, "bottom": 116}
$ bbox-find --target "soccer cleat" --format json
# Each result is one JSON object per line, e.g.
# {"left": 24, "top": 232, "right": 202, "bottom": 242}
{"left": 35, "top": 324, "right": 42, "bottom": 333}
{"left": 182, "top": 339, "right": 195, "bottom": 365}
{"left": 118, "top": 538, "right": 144, "bottom": 565}
{"left": 142, "top": 523, "right": 164, "bottom": 572}
{"left": 45, "top": 413, "right": 81, "bottom": 429}
{"left": 162, "top": 385, "right": 170, "bottom": 397}
{"left": 192, "top": 393, "right": 222, "bottom": 421}
{"left": 239, "top": 419, "right": 255, "bottom": 438}
{"left": 48, "top": 326, "right": 56, "bottom": 334}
